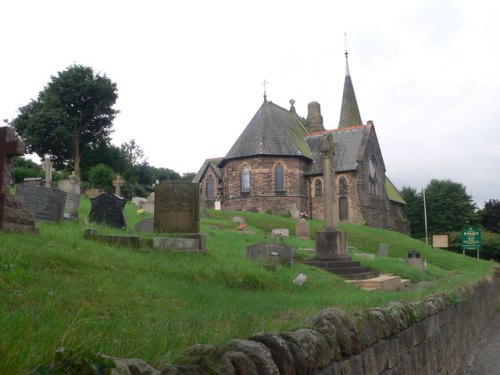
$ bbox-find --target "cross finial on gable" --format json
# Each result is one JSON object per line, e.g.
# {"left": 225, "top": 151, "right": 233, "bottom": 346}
{"left": 262, "top": 80, "right": 268, "bottom": 102}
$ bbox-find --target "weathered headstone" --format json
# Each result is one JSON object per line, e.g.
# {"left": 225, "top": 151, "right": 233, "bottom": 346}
{"left": 58, "top": 173, "right": 81, "bottom": 221}
{"left": 42, "top": 157, "right": 53, "bottom": 187}
{"left": 295, "top": 218, "right": 310, "bottom": 240}
{"left": 16, "top": 184, "right": 66, "bottom": 222}
{"left": 378, "top": 243, "right": 389, "bottom": 257}
{"left": 88, "top": 193, "right": 126, "bottom": 229}
{"left": 132, "top": 197, "right": 147, "bottom": 208}
{"left": 246, "top": 243, "right": 296, "bottom": 267}
{"left": 289, "top": 203, "right": 300, "bottom": 219}
{"left": 143, "top": 192, "right": 155, "bottom": 214}
{"left": 154, "top": 181, "right": 199, "bottom": 233}
{"left": 112, "top": 175, "right": 125, "bottom": 197}
{"left": 214, "top": 200, "right": 221, "bottom": 210}
{"left": 0, "top": 126, "right": 39, "bottom": 234}
{"left": 134, "top": 217, "right": 154, "bottom": 232}
{"left": 58, "top": 173, "right": 81, "bottom": 194}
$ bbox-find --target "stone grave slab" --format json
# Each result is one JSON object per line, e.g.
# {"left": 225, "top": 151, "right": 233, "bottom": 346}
{"left": 16, "top": 184, "right": 66, "bottom": 222}
{"left": 154, "top": 181, "right": 199, "bottom": 233}
{"left": 378, "top": 243, "right": 389, "bottom": 257}
{"left": 295, "top": 218, "right": 310, "bottom": 240}
{"left": 246, "top": 243, "right": 295, "bottom": 267}
{"left": 88, "top": 193, "right": 126, "bottom": 229}
{"left": 135, "top": 217, "right": 154, "bottom": 232}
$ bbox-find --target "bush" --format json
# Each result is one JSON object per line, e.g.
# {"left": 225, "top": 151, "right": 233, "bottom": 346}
{"left": 89, "top": 164, "right": 115, "bottom": 191}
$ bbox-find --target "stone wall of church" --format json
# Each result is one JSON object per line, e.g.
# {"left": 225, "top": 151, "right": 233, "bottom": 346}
{"left": 198, "top": 166, "right": 222, "bottom": 209}
{"left": 221, "top": 156, "right": 309, "bottom": 215}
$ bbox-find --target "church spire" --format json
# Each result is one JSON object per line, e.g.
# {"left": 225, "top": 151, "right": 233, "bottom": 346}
{"left": 338, "top": 50, "right": 362, "bottom": 129}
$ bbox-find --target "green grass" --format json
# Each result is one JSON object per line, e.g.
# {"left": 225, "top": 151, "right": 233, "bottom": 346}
{"left": 0, "top": 197, "right": 494, "bottom": 373}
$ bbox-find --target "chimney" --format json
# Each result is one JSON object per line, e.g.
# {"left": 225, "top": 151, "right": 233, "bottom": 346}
{"left": 306, "top": 101, "right": 325, "bottom": 133}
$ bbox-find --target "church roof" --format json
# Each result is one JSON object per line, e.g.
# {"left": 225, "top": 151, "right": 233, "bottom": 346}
{"left": 221, "top": 100, "right": 312, "bottom": 164}
{"left": 338, "top": 53, "right": 362, "bottom": 129}
{"left": 192, "top": 157, "right": 223, "bottom": 183}
{"left": 305, "top": 125, "right": 370, "bottom": 175}
{"left": 385, "top": 177, "right": 407, "bottom": 205}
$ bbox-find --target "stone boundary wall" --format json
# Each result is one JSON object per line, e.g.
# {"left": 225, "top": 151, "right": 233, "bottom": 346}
{"left": 109, "top": 267, "right": 500, "bottom": 375}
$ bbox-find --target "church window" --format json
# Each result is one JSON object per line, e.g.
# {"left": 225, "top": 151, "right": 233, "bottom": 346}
{"left": 315, "top": 179, "right": 323, "bottom": 197}
{"left": 241, "top": 167, "right": 251, "bottom": 193}
{"left": 206, "top": 175, "right": 215, "bottom": 199}
{"left": 368, "top": 157, "right": 377, "bottom": 195}
{"left": 339, "top": 177, "right": 348, "bottom": 195}
{"left": 275, "top": 163, "right": 285, "bottom": 192}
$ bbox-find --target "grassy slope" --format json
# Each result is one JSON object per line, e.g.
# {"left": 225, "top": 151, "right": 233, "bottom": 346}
{"left": 0, "top": 197, "right": 493, "bottom": 373}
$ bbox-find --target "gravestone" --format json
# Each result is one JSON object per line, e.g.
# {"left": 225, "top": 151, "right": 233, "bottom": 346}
{"left": 88, "top": 193, "right": 126, "bottom": 229}
{"left": 246, "top": 243, "right": 296, "bottom": 267}
{"left": 16, "top": 184, "right": 66, "bottom": 222}
{"left": 143, "top": 192, "right": 155, "bottom": 214}
{"left": 112, "top": 175, "right": 124, "bottom": 197}
{"left": 132, "top": 197, "right": 147, "bottom": 208}
{"left": 289, "top": 203, "right": 300, "bottom": 219}
{"left": 378, "top": 243, "right": 389, "bottom": 257}
{"left": 134, "top": 217, "right": 154, "bottom": 232}
{"left": 0, "top": 126, "right": 39, "bottom": 234}
{"left": 58, "top": 173, "right": 81, "bottom": 221}
{"left": 58, "top": 173, "right": 80, "bottom": 194}
{"left": 42, "top": 157, "right": 53, "bottom": 187}
{"left": 272, "top": 228, "right": 289, "bottom": 238}
{"left": 214, "top": 200, "right": 221, "bottom": 210}
{"left": 154, "top": 181, "right": 199, "bottom": 233}
{"left": 295, "top": 218, "right": 310, "bottom": 240}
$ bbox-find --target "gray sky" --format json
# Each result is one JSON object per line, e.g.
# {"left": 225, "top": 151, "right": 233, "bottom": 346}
{"left": 1, "top": 0, "right": 499, "bottom": 206}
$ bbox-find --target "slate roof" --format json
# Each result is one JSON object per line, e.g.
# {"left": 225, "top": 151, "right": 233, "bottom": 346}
{"left": 338, "top": 54, "right": 363, "bottom": 129}
{"left": 192, "top": 157, "right": 223, "bottom": 183}
{"left": 305, "top": 125, "right": 370, "bottom": 175}
{"left": 221, "top": 100, "right": 312, "bottom": 165}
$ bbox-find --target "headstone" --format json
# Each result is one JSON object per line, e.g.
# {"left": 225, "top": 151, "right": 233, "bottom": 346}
{"left": 132, "top": 197, "right": 147, "bottom": 208}
{"left": 143, "top": 192, "right": 155, "bottom": 214}
{"left": 23, "top": 177, "right": 43, "bottom": 186}
{"left": 246, "top": 243, "right": 296, "bottom": 267}
{"left": 0, "top": 126, "right": 39, "bottom": 234}
{"left": 42, "top": 157, "right": 53, "bottom": 187}
{"left": 214, "top": 200, "right": 221, "bottom": 210}
{"left": 289, "top": 203, "right": 300, "bottom": 219}
{"left": 112, "top": 175, "right": 125, "bottom": 197}
{"left": 88, "top": 193, "right": 126, "bottom": 229}
{"left": 134, "top": 217, "right": 154, "bottom": 232}
{"left": 16, "top": 185, "right": 66, "bottom": 222}
{"left": 378, "top": 243, "right": 389, "bottom": 257}
{"left": 58, "top": 173, "right": 81, "bottom": 194}
{"left": 154, "top": 181, "right": 200, "bottom": 233}
{"left": 272, "top": 228, "right": 289, "bottom": 238}
{"left": 63, "top": 192, "right": 80, "bottom": 221}
{"left": 295, "top": 218, "right": 310, "bottom": 240}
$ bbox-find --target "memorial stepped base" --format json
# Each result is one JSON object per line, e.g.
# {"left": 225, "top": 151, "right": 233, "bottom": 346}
{"left": 305, "top": 254, "right": 379, "bottom": 280}
{"left": 347, "top": 274, "right": 411, "bottom": 291}
{"left": 0, "top": 193, "right": 39, "bottom": 234}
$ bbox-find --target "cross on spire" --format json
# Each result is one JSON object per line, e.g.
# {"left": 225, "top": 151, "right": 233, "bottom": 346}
{"left": 262, "top": 80, "right": 268, "bottom": 101}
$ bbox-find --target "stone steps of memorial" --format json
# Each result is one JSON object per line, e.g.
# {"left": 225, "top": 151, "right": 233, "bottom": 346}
{"left": 304, "top": 255, "right": 379, "bottom": 280}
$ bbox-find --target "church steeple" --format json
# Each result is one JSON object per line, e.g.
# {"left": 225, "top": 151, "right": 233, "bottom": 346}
{"left": 338, "top": 51, "right": 362, "bottom": 129}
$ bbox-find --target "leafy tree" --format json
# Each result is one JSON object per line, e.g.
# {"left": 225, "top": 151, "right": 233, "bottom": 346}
{"left": 481, "top": 199, "right": 500, "bottom": 233}
{"left": 12, "top": 64, "right": 118, "bottom": 175}
{"left": 424, "top": 179, "right": 478, "bottom": 234}
{"left": 120, "top": 139, "right": 146, "bottom": 166}
{"left": 80, "top": 144, "right": 128, "bottom": 182}
{"left": 11, "top": 157, "right": 43, "bottom": 183}
{"left": 400, "top": 186, "right": 425, "bottom": 238}
{"left": 180, "top": 172, "right": 196, "bottom": 181}
{"left": 89, "top": 163, "right": 115, "bottom": 191}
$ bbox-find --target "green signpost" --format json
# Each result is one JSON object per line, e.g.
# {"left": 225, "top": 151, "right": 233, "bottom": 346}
{"left": 460, "top": 227, "right": 481, "bottom": 258}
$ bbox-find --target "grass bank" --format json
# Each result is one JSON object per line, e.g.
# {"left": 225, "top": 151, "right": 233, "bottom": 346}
{"left": 0, "top": 197, "right": 494, "bottom": 373}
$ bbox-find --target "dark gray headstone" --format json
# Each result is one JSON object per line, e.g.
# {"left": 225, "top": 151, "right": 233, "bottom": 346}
{"left": 246, "top": 243, "right": 296, "bottom": 267}
{"left": 134, "top": 217, "right": 154, "bottom": 232}
{"left": 88, "top": 193, "right": 126, "bottom": 229}
{"left": 16, "top": 184, "right": 66, "bottom": 222}
{"left": 154, "top": 181, "right": 199, "bottom": 233}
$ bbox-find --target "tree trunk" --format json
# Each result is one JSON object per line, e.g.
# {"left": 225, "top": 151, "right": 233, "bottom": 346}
{"left": 73, "top": 119, "right": 80, "bottom": 175}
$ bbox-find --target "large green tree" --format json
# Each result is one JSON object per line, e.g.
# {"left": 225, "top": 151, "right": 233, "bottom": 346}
{"left": 12, "top": 64, "right": 118, "bottom": 174}
{"left": 481, "top": 199, "right": 500, "bottom": 233}
{"left": 424, "top": 179, "right": 478, "bottom": 234}
{"left": 400, "top": 186, "right": 425, "bottom": 238}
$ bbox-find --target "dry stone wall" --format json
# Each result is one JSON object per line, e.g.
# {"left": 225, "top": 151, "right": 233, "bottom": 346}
{"left": 108, "top": 267, "right": 500, "bottom": 375}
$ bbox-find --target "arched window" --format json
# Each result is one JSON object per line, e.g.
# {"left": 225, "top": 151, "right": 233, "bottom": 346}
{"left": 315, "top": 179, "right": 323, "bottom": 197}
{"left": 275, "top": 163, "right": 285, "bottom": 192}
{"left": 368, "top": 157, "right": 377, "bottom": 195}
{"left": 339, "top": 176, "right": 348, "bottom": 195}
{"left": 206, "top": 175, "right": 215, "bottom": 199}
{"left": 241, "top": 167, "right": 250, "bottom": 193}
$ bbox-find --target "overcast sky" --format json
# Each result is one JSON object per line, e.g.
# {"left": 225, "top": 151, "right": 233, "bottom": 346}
{"left": 1, "top": 0, "right": 499, "bottom": 206}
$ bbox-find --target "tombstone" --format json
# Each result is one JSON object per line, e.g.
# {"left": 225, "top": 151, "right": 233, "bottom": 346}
{"left": 58, "top": 173, "right": 81, "bottom": 221}
{"left": 378, "top": 243, "right": 389, "bottom": 257}
{"left": 88, "top": 193, "right": 126, "bottom": 229}
{"left": 214, "top": 200, "right": 221, "bottom": 211}
{"left": 112, "top": 175, "right": 125, "bottom": 197}
{"left": 289, "top": 203, "right": 300, "bottom": 219}
{"left": 134, "top": 217, "right": 154, "bottom": 232}
{"left": 272, "top": 228, "right": 289, "bottom": 238}
{"left": 295, "top": 218, "right": 310, "bottom": 240}
{"left": 42, "top": 157, "right": 53, "bottom": 187}
{"left": 246, "top": 243, "right": 296, "bottom": 267}
{"left": 23, "top": 177, "right": 43, "bottom": 186}
{"left": 16, "top": 184, "right": 66, "bottom": 222}
{"left": 0, "top": 126, "right": 39, "bottom": 234}
{"left": 143, "top": 192, "right": 155, "bottom": 214}
{"left": 58, "top": 173, "right": 81, "bottom": 195}
{"left": 132, "top": 197, "right": 147, "bottom": 208}
{"left": 154, "top": 181, "right": 199, "bottom": 233}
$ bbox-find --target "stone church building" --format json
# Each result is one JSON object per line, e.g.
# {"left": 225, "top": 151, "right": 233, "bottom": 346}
{"left": 193, "top": 55, "right": 410, "bottom": 233}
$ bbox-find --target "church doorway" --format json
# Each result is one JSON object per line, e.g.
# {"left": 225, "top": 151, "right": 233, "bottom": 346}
{"left": 339, "top": 197, "right": 349, "bottom": 221}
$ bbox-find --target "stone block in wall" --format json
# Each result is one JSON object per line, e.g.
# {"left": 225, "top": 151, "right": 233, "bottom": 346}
{"left": 361, "top": 347, "right": 378, "bottom": 375}
{"left": 397, "top": 328, "right": 414, "bottom": 360}
{"left": 220, "top": 339, "right": 279, "bottom": 374}
{"left": 424, "top": 314, "right": 440, "bottom": 339}
{"left": 412, "top": 321, "right": 426, "bottom": 346}
{"left": 386, "top": 338, "right": 400, "bottom": 369}
{"left": 281, "top": 329, "right": 332, "bottom": 371}
{"left": 250, "top": 332, "right": 295, "bottom": 375}
{"left": 373, "top": 341, "right": 389, "bottom": 373}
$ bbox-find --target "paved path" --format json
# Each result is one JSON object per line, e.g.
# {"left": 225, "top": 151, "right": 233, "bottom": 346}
{"left": 464, "top": 313, "right": 500, "bottom": 374}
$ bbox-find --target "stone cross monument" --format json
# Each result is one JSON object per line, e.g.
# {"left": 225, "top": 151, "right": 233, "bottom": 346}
{"left": 42, "top": 157, "right": 53, "bottom": 188}
{"left": 0, "top": 126, "right": 39, "bottom": 234}
{"left": 112, "top": 175, "right": 124, "bottom": 197}
{"left": 315, "top": 132, "right": 347, "bottom": 256}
